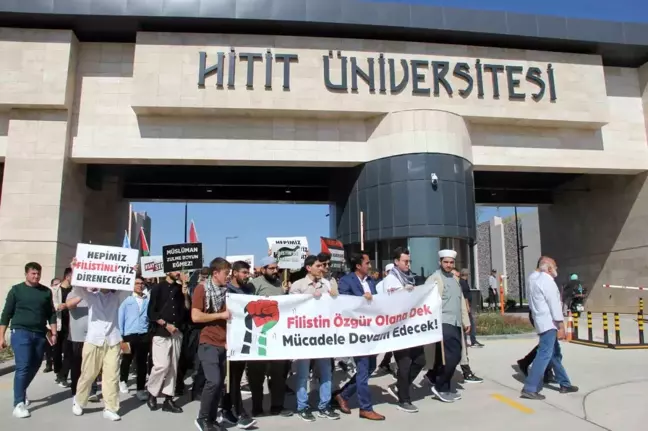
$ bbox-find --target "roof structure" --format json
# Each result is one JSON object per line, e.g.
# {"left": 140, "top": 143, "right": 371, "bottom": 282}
{"left": 1, "top": 0, "right": 647, "bottom": 66}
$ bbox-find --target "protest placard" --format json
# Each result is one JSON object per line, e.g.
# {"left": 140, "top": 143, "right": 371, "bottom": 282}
{"left": 162, "top": 243, "right": 203, "bottom": 273}
{"left": 226, "top": 255, "right": 255, "bottom": 269}
{"left": 140, "top": 255, "right": 165, "bottom": 278}
{"left": 320, "top": 237, "right": 345, "bottom": 271}
{"left": 226, "top": 284, "right": 442, "bottom": 360}
{"left": 73, "top": 243, "right": 139, "bottom": 291}
{"left": 271, "top": 243, "right": 302, "bottom": 270}
{"left": 266, "top": 237, "right": 308, "bottom": 268}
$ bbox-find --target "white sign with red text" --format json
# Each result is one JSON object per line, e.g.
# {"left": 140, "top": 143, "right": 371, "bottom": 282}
{"left": 73, "top": 243, "right": 139, "bottom": 291}
{"left": 226, "top": 284, "right": 442, "bottom": 360}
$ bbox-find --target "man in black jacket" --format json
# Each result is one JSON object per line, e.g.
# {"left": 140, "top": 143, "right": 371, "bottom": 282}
{"left": 459, "top": 269, "right": 484, "bottom": 348}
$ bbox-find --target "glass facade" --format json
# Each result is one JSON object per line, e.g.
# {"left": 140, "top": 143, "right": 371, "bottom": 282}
{"left": 344, "top": 237, "right": 472, "bottom": 281}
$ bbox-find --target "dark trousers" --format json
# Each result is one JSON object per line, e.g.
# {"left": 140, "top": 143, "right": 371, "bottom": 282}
{"left": 379, "top": 351, "right": 393, "bottom": 368}
{"left": 120, "top": 333, "right": 150, "bottom": 391}
{"left": 53, "top": 330, "right": 70, "bottom": 378}
{"left": 394, "top": 346, "right": 425, "bottom": 403}
{"left": 247, "top": 360, "right": 289, "bottom": 413}
{"left": 338, "top": 355, "right": 377, "bottom": 411}
{"left": 70, "top": 341, "right": 84, "bottom": 395}
{"left": 222, "top": 360, "right": 248, "bottom": 416}
{"left": 11, "top": 329, "right": 46, "bottom": 406}
{"left": 467, "top": 311, "right": 478, "bottom": 345}
{"left": 44, "top": 342, "right": 53, "bottom": 368}
{"left": 198, "top": 344, "right": 227, "bottom": 422}
{"left": 434, "top": 324, "right": 463, "bottom": 393}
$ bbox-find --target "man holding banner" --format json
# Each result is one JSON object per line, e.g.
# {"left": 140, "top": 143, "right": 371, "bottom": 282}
{"left": 290, "top": 255, "right": 340, "bottom": 422}
{"left": 191, "top": 258, "right": 232, "bottom": 431}
{"left": 379, "top": 247, "right": 425, "bottom": 414}
{"left": 333, "top": 252, "right": 385, "bottom": 421}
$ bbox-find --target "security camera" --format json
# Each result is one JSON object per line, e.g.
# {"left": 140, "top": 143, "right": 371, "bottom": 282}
{"left": 431, "top": 173, "right": 439, "bottom": 187}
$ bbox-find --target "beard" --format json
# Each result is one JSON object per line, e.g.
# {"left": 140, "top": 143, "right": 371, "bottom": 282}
{"left": 263, "top": 272, "right": 278, "bottom": 283}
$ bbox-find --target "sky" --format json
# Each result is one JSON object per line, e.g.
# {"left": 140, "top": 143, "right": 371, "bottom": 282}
{"left": 133, "top": 0, "right": 645, "bottom": 264}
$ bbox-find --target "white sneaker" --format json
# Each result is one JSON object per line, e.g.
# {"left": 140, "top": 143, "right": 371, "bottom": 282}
{"left": 136, "top": 390, "right": 149, "bottom": 401}
{"left": 24, "top": 397, "right": 30, "bottom": 408}
{"left": 87, "top": 393, "right": 99, "bottom": 402}
{"left": 103, "top": 410, "right": 121, "bottom": 421}
{"left": 12, "top": 403, "right": 30, "bottom": 418}
{"left": 119, "top": 381, "right": 129, "bottom": 394}
{"left": 72, "top": 398, "right": 83, "bottom": 416}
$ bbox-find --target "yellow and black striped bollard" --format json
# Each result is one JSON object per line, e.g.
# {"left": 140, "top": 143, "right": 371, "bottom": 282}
{"left": 587, "top": 311, "right": 593, "bottom": 341}
{"left": 639, "top": 298, "right": 645, "bottom": 345}
{"left": 614, "top": 312, "right": 621, "bottom": 345}
{"left": 602, "top": 312, "right": 609, "bottom": 344}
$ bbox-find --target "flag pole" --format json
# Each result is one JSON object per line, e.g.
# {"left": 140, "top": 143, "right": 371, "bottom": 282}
{"left": 184, "top": 202, "right": 188, "bottom": 243}
{"left": 128, "top": 204, "right": 133, "bottom": 245}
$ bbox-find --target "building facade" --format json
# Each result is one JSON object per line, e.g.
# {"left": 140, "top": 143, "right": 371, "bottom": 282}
{"left": 0, "top": 1, "right": 647, "bottom": 312}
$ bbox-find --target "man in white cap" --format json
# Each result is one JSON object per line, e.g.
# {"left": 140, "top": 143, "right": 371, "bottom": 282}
{"left": 423, "top": 249, "right": 470, "bottom": 403}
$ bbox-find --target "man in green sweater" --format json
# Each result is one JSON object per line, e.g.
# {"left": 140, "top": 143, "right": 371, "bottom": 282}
{"left": 0, "top": 262, "right": 57, "bottom": 419}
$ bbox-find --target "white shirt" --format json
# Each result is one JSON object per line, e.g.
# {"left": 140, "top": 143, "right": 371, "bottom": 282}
{"left": 134, "top": 294, "right": 144, "bottom": 312}
{"left": 377, "top": 272, "right": 404, "bottom": 294}
{"left": 488, "top": 275, "right": 498, "bottom": 291}
{"left": 74, "top": 287, "right": 127, "bottom": 347}
{"left": 357, "top": 275, "right": 371, "bottom": 294}
{"left": 528, "top": 271, "right": 564, "bottom": 334}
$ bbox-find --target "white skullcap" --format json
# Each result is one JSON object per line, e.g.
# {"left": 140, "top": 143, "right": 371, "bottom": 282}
{"left": 385, "top": 263, "right": 394, "bottom": 272}
{"left": 438, "top": 249, "right": 457, "bottom": 259}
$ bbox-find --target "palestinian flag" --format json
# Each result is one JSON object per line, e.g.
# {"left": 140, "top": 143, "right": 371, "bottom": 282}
{"left": 139, "top": 226, "right": 150, "bottom": 256}
{"left": 189, "top": 220, "right": 199, "bottom": 243}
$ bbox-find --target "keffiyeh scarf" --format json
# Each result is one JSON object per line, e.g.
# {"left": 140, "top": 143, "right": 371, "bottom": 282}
{"left": 391, "top": 265, "right": 416, "bottom": 287}
{"left": 204, "top": 276, "right": 227, "bottom": 313}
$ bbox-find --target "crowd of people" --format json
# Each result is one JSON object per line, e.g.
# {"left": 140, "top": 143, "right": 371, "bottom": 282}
{"left": 0, "top": 246, "right": 578, "bottom": 429}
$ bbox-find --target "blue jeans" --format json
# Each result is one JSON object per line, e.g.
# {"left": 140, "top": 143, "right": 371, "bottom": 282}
{"left": 11, "top": 329, "right": 47, "bottom": 406}
{"left": 295, "top": 358, "right": 332, "bottom": 411}
{"left": 523, "top": 329, "right": 571, "bottom": 393}
{"left": 339, "top": 355, "right": 376, "bottom": 411}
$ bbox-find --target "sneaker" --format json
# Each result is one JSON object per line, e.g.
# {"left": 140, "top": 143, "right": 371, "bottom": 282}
{"left": 72, "top": 398, "right": 83, "bottom": 416}
{"left": 517, "top": 360, "right": 529, "bottom": 377}
{"left": 520, "top": 391, "right": 546, "bottom": 400}
{"left": 431, "top": 387, "right": 455, "bottom": 403}
{"left": 450, "top": 391, "right": 462, "bottom": 401}
{"left": 237, "top": 416, "right": 257, "bottom": 429}
{"left": 195, "top": 418, "right": 214, "bottom": 431}
{"left": 43, "top": 364, "right": 53, "bottom": 373}
{"left": 87, "top": 393, "right": 99, "bottom": 403}
{"left": 559, "top": 385, "right": 579, "bottom": 394}
{"left": 315, "top": 408, "right": 340, "bottom": 420}
{"left": 12, "top": 402, "right": 30, "bottom": 418}
{"left": 386, "top": 383, "right": 399, "bottom": 401}
{"left": 221, "top": 410, "right": 238, "bottom": 425}
{"left": 103, "top": 409, "right": 121, "bottom": 421}
{"left": 56, "top": 376, "right": 70, "bottom": 388}
{"left": 397, "top": 402, "right": 418, "bottom": 413}
{"left": 297, "top": 409, "right": 316, "bottom": 422}
{"left": 119, "top": 381, "right": 129, "bottom": 394}
{"left": 472, "top": 342, "right": 485, "bottom": 348}
{"left": 136, "top": 390, "right": 149, "bottom": 401}
{"left": 24, "top": 397, "right": 30, "bottom": 408}
{"left": 463, "top": 373, "right": 484, "bottom": 384}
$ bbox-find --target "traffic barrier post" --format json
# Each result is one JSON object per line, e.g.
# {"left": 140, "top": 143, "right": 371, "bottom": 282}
{"left": 587, "top": 311, "right": 593, "bottom": 341}
{"left": 566, "top": 312, "right": 573, "bottom": 341}
{"left": 614, "top": 312, "right": 621, "bottom": 345}
{"left": 639, "top": 298, "right": 645, "bottom": 344}
{"left": 602, "top": 312, "right": 609, "bottom": 344}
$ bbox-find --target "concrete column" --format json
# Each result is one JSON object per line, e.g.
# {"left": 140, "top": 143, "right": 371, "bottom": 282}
{"left": 539, "top": 174, "right": 648, "bottom": 313}
{"left": 0, "top": 110, "right": 85, "bottom": 297}
{"left": 82, "top": 175, "right": 129, "bottom": 246}
{"left": 490, "top": 216, "right": 507, "bottom": 280}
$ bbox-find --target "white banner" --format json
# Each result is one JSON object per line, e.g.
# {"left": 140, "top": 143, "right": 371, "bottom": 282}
{"left": 73, "top": 243, "right": 139, "bottom": 291}
{"left": 266, "top": 237, "right": 309, "bottom": 267}
{"left": 226, "top": 284, "right": 442, "bottom": 360}
{"left": 140, "top": 255, "right": 165, "bottom": 278}
{"left": 226, "top": 255, "right": 255, "bottom": 269}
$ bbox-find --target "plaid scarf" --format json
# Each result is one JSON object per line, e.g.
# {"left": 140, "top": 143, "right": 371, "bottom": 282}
{"left": 204, "top": 276, "right": 226, "bottom": 313}
{"left": 391, "top": 265, "right": 416, "bottom": 287}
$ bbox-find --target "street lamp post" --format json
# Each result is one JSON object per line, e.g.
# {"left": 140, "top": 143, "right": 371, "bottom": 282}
{"left": 225, "top": 236, "right": 238, "bottom": 257}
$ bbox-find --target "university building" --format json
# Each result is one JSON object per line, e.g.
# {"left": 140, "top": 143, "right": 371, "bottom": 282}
{"left": 0, "top": 0, "right": 647, "bottom": 312}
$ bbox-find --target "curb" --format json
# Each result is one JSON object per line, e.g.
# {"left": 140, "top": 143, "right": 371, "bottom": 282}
{"left": 477, "top": 332, "right": 537, "bottom": 340}
{"left": 0, "top": 359, "right": 15, "bottom": 377}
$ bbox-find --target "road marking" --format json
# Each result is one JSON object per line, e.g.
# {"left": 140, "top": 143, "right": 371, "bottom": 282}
{"left": 491, "top": 393, "right": 535, "bottom": 414}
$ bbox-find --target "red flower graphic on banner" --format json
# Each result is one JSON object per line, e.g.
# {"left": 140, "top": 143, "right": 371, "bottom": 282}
{"left": 241, "top": 299, "right": 280, "bottom": 356}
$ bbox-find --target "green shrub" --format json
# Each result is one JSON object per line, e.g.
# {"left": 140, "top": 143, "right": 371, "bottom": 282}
{"left": 0, "top": 347, "right": 13, "bottom": 362}
{"left": 475, "top": 313, "right": 534, "bottom": 335}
